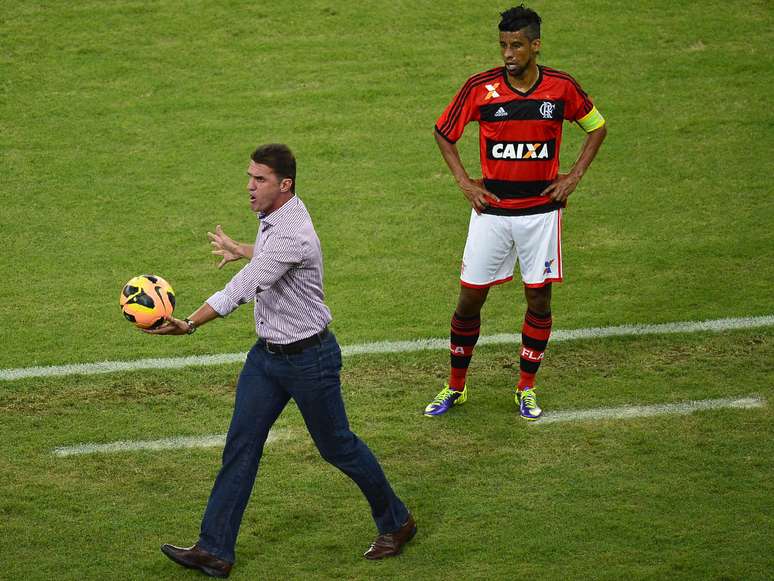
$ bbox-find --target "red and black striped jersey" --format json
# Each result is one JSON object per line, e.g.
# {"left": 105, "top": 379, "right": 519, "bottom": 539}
{"left": 435, "top": 65, "right": 605, "bottom": 215}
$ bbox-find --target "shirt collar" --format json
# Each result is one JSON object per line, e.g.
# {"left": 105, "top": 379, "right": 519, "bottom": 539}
{"left": 258, "top": 195, "right": 299, "bottom": 227}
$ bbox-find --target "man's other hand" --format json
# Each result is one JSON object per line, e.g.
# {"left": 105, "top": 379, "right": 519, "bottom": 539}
{"left": 208, "top": 225, "right": 243, "bottom": 269}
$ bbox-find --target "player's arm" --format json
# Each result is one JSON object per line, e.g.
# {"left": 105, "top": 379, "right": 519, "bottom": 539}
{"left": 434, "top": 130, "right": 500, "bottom": 214}
{"left": 542, "top": 110, "right": 607, "bottom": 203}
{"left": 208, "top": 225, "right": 254, "bottom": 268}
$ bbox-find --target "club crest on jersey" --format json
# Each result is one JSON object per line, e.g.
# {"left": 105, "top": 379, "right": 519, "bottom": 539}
{"left": 487, "top": 139, "right": 555, "bottom": 161}
{"left": 484, "top": 83, "right": 500, "bottom": 100}
{"left": 539, "top": 101, "right": 556, "bottom": 119}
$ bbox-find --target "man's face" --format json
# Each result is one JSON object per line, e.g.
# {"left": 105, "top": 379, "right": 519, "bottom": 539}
{"left": 499, "top": 29, "right": 540, "bottom": 77}
{"left": 246, "top": 161, "right": 292, "bottom": 214}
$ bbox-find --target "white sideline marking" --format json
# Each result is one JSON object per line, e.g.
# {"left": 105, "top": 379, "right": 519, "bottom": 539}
{"left": 0, "top": 353, "right": 247, "bottom": 382}
{"left": 535, "top": 396, "right": 766, "bottom": 425}
{"left": 52, "top": 397, "right": 766, "bottom": 456}
{"left": 53, "top": 429, "right": 283, "bottom": 457}
{"left": 4, "top": 314, "right": 773, "bottom": 381}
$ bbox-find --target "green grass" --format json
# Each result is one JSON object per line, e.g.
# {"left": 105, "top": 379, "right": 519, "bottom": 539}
{"left": 1, "top": 331, "right": 772, "bottom": 579}
{"left": 1, "top": 0, "right": 773, "bottom": 579}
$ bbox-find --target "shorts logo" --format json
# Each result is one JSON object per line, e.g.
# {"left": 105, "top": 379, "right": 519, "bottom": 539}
{"left": 487, "top": 139, "right": 555, "bottom": 161}
{"left": 539, "top": 101, "right": 556, "bottom": 119}
{"left": 484, "top": 83, "right": 501, "bottom": 100}
{"left": 543, "top": 259, "right": 554, "bottom": 275}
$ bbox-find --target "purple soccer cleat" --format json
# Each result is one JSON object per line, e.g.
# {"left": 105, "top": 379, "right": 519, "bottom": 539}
{"left": 424, "top": 384, "right": 468, "bottom": 416}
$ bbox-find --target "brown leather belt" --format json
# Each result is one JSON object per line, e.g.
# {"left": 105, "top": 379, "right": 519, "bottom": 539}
{"left": 262, "top": 327, "right": 329, "bottom": 355}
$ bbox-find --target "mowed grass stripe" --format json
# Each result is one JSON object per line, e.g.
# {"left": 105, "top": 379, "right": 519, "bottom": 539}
{"left": 51, "top": 396, "right": 766, "bottom": 457}
{"left": 2, "top": 315, "right": 772, "bottom": 381}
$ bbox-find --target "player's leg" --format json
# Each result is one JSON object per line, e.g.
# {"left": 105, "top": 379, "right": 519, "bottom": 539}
{"left": 425, "top": 211, "right": 518, "bottom": 416}
{"left": 449, "top": 284, "right": 488, "bottom": 389}
{"left": 516, "top": 284, "right": 552, "bottom": 419}
{"left": 512, "top": 209, "right": 562, "bottom": 420}
{"left": 456, "top": 284, "right": 490, "bottom": 317}
{"left": 423, "top": 285, "right": 487, "bottom": 416}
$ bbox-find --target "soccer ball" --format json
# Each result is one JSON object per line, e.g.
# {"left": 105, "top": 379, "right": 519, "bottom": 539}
{"left": 119, "top": 274, "right": 176, "bottom": 329}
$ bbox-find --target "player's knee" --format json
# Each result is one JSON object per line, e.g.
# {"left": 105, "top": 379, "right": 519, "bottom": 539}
{"left": 524, "top": 287, "right": 551, "bottom": 314}
{"left": 456, "top": 287, "right": 488, "bottom": 316}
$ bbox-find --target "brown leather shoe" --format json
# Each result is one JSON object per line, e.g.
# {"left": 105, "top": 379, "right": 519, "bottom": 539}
{"left": 161, "top": 543, "right": 233, "bottom": 578}
{"left": 363, "top": 514, "right": 417, "bottom": 560}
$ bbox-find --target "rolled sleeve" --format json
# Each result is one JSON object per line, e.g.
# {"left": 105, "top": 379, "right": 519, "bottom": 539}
{"left": 206, "top": 289, "right": 240, "bottom": 317}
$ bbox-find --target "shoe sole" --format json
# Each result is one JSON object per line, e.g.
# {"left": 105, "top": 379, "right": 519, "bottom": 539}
{"left": 520, "top": 413, "right": 542, "bottom": 421}
{"left": 161, "top": 546, "right": 230, "bottom": 578}
{"left": 201, "top": 566, "right": 230, "bottom": 578}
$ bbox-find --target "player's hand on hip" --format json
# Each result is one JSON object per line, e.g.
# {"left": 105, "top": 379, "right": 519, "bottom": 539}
{"left": 207, "top": 225, "right": 242, "bottom": 269}
{"left": 460, "top": 178, "right": 500, "bottom": 214}
{"left": 142, "top": 317, "right": 188, "bottom": 335}
{"left": 541, "top": 173, "right": 580, "bottom": 203}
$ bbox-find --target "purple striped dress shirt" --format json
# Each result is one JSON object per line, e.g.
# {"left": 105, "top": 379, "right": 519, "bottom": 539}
{"left": 206, "top": 196, "right": 332, "bottom": 344}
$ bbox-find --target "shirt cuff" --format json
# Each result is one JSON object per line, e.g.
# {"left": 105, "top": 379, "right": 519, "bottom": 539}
{"left": 206, "top": 290, "right": 239, "bottom": 317}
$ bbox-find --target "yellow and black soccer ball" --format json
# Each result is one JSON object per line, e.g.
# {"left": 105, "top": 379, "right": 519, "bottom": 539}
{"left": 119, "top": 274, "right": 176, "bottom": 329}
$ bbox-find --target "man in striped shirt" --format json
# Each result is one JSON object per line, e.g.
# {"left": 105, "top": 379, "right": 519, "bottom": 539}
{"left": 148, "top": 144, "right": 415, "bottom": 577}
{"left": 425, "top": 5, "right": 607, "bottom": 420}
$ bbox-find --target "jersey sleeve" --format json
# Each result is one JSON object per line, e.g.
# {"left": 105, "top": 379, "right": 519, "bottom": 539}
{"left": 434, "top": 80, "right": 480, "bottom": 143}
{"left": 563, "top": 78, "right": 606, "bottom": 133}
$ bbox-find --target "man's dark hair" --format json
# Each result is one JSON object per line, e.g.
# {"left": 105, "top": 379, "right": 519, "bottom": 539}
{"left": 499, "top": 5, "right": 541, "bottom": 40}
{"left": 251, "top": 143, "right": 296, "bottom": 193}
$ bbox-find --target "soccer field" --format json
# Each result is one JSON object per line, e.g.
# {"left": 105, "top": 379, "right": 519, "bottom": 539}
{"left": 2, "top": 1, "right": 772, "bottom": 579}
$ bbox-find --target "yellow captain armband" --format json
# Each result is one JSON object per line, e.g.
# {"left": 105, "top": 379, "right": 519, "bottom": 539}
{"left": 577, "top": 106, "right": 606, "bottom": 133}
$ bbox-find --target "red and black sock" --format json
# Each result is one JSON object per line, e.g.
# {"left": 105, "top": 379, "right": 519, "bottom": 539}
{"left": 518, "top": 309, "right": 552, "bottom": 390}
{"left": 449, "top": 312, "right": 480, "bottom": 391}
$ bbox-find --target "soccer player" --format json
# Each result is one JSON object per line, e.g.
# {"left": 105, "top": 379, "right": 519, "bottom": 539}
{"left": 424, "top": 5, "right": 607, "bottom": 420}
{"left": 148, "top": 144, "right": 415, "bottom": 577}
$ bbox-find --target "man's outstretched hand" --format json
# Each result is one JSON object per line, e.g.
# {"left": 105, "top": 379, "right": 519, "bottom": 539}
{"left": 207, "top": 225, "right": 243, "bottom": 269}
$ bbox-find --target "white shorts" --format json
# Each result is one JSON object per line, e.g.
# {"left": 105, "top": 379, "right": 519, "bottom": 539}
{"left": 460, "top": 209, "right": 563, "bottom": 288}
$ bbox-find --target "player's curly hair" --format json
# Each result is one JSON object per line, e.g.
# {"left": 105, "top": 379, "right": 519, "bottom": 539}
{"left": 499, "top": 5, "right": 541, "bottom": 40}
{"left": 251, "top": 143, "right": 296, "bottom": 193}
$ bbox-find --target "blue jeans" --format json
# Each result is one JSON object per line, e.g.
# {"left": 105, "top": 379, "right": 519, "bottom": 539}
{"left": 197, "top": 331, "right": 409, "bottom": 563}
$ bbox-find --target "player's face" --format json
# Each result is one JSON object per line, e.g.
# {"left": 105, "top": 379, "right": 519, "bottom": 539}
{"left": 246, "top": 161, "right": 292, "bottom": 214}
{"left": 499, "top": 29, "right": 540, "bottom": 77}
